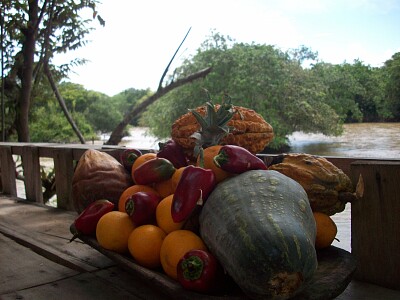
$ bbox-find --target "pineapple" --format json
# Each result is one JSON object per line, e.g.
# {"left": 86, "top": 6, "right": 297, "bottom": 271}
{"left": 171, "top": 95, "right": 274, "bottom": 160}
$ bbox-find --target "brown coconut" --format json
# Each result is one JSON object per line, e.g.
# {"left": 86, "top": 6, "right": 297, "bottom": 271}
{"left": 72, "top": 149, "right": 133, "bottom": 213}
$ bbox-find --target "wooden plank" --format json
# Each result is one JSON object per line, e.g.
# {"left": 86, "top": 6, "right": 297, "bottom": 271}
{"left": 21, "top": 145, "right": 43, "bottom": 203}
{"left": 350, "top": 160, "right": 400, "bottom": 290}
{"left": 0, "top": 197, "right": 115, "bottom": 271}
{"left": 0, "top": 272, "right": 144, "bottom": 300}
{"left": 0, "top": 146, "right": 17, "bottom": 196}
{"left": 95, "top": 267, "right": 172, "bottom": 299}
{"left": 53, "top": 148, "right": 74, "bottom": 210}
{"left": 336, "top": 280, "right": 400, "bottom": 300}
{"left": 0, "top": 233, "right": 78, "bottom": 294}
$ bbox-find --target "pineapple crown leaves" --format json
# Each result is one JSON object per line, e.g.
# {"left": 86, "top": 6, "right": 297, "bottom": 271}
{"left": 190, "top": 92, "right": 237, "bottom": 161}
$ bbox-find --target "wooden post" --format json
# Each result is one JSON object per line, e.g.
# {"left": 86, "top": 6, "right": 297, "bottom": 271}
{"left": 0, "top": 146, "right": 17, "bottom": 196}
{"left": 53, "top": 148, "right": 75, "bottom": 211}
{"left": 350, "top": 160, "right": 400, "bottom": 290}
{"left": 21, "top": 146, "right": 43, "bottom": 203}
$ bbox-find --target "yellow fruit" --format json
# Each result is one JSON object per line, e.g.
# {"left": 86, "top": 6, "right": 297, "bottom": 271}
{"left": 128, "top": 225, "right": 166, "bottom": 269}
{"left": 197, "top": 145, "right": 231, "bottom": 183}
{"left": 171, "top": 166, "right": 187, "bottom": 192}
{"left": 96, "top": 211, "right": 135, "bottom": 253}
{"left": 313, "top": 211, "right": 338, "bottom": 249}
{"left": 154, "top": 178, "right": 174, "bottom": 198}
{"left": 156, "top": 194, "right": 184, "bottom": 234}
{"left": 160, "top": 229, "right": 207, "bottom": 280}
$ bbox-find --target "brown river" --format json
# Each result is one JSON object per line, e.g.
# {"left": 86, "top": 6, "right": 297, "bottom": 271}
{"left": 287, "top": 122, "right": 400, "bottom": 159}
{"left": 122, "top": 123, "right": 400, "bottom": 159}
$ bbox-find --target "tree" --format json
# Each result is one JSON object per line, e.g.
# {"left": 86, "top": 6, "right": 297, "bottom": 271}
{"left": 140, "top": 32, "right": 341, "bottom": 150}
{"left": 1, "top": 0, "right": 103, "bottom": 142}
{"left": 383, "top": 52, "right": 400, "bottom": 120}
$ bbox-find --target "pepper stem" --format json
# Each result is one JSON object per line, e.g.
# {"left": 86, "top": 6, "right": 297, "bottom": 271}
{"left": 125, "top": 198, "right": 135, "bottom": 216}
{"left": 213, "top": 150, "right": 228, "bottom": 168}
{"left": 182, "top": 255, "right": 204, "bottom": 280}
{"left": 198, "top": 148, "right": 205, "bottom": 168}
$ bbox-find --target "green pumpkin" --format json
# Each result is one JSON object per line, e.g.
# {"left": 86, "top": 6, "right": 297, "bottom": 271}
{"left": 199, "top": 170, "right": 318, "bottom": 300}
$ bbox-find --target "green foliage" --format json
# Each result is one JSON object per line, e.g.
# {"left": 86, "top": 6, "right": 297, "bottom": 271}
{"left": 111, "top": 88, "right": 151, "bottom": 125}
{"left": 141, "top": 33, "right": 342, "bottom": 150}
{"left": 26, "top": 82, "right": 150, "bottom": 141}
{"left": 1, "top": 0, "right": 103, "bottom": 142}
{"left": 141, "top": 33, "right": 398, "bottom": 151}
{"left": 29, "top": 103, "right": 95, "bottom": 143}
{"left": 382, "top": 52, "right": 400, "bottom": 120}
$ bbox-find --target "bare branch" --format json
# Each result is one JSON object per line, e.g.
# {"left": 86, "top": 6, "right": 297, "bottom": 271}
{"left": 158, "top": 27, "right": 192, "bottom": 91}
{"left": 105, "top": 67, "right": 212, "bottom": 145}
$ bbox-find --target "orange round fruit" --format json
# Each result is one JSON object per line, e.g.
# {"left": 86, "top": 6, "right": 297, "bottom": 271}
{"left": 313, "top": 211, "right": 338, "bottom": 249}
{"left": 171, "top": 166, "right": 187, "bottom": 192}
{"left": 160, "top": 230, "right": 207, "bottom": 279}
{"left": 118, "top": 184, "right": 159, "bottom": 213}
{"left": 197, "top": 145, "right": 231, "bottom": 183}
{"left": 131, "top": 152, "right": 157, "bottom": 182}
{"left": 156, "top": 194, "right": 184, "bottom": 234}
{"left": 154, "top": 178, "right": 174, "bottom": 198}
{"left": 96, "top": 211, "right": 135, "bottom": 254}
{"left": 128, "top": 224, "right": 166, "bottom": 269}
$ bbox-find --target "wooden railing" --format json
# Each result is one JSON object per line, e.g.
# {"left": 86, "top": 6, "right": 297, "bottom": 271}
{"left": 0, "top": 143, "right": 150, "bottom": 210}
{"left": 0, "top": 142, "right": 399, "bottom": 290}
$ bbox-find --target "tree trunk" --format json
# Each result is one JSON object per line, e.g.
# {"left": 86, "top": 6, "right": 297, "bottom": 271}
{"left": 105, "top": 67, "right": 212, "bottom": 145}
{"left": 44, "top": 64, "right": 86, "bottom": 144}
{"left": 16, "top": 1, "right": 39, "bottom": 142}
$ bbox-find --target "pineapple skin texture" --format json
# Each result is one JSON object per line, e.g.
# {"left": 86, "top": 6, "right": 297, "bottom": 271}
{"left": 171, "top": 105, "right": 274, "bottom": 156}
{"left": 268, "top": 153, "right": 356, "bottom": 215}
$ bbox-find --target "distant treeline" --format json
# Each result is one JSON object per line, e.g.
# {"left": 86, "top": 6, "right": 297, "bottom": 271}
{"left": 2, "top": 33, "right": 399, "bottom": 149}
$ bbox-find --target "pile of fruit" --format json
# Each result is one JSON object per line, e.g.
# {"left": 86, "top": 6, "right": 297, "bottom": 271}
{"left": 70, "top": 96, "right": 356, "bottom": 299}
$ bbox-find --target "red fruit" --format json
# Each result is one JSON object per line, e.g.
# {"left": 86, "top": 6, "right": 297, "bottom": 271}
{"left": 125, "top": 191, "right": 161, "bottom": 226}
{"left": 177, "top": 249, "right": 226, "bottom": 293}
{"left": 70, "top": 199, "right": 115, "bottom": 242}
{"left": 133, "top": 157, "right": 176, "bottom": 185}
{"left": 171, "top": 165, "right": 216, "bottom": 223}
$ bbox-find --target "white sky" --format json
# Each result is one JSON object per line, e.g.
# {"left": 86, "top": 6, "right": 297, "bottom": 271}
{"left": 54, "top": 0, "right": 400, "bottom": 96}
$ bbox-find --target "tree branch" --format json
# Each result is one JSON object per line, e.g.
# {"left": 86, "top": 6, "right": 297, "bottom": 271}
{"left": 158, "top": 27, "right": 191, "bottom": 91}
{"left": 105, "top": 67, "right": 212, "bottom": 145}
{"left": 44, "top": 63, "right": 86, "bottom": 144}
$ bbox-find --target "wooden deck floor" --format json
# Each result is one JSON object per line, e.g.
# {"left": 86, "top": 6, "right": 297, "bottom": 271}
{"left": 1, "top": 195, "right": 399, "bottom": 299}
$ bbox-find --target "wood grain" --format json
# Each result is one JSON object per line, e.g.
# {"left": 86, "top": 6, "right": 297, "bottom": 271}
{"left": 350, "top": 160, "right": 400, "bottom": 290}
{"left": 0, "top": 146, "right": 17, "bottom": 196}
{"left": 0, "top": 233, "right": 78, "bottom": 294}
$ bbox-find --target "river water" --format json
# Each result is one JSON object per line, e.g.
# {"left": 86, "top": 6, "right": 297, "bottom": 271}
{"left": 121, "top": 123, "right": 400, "bottom": 159}
{"left": 288, "top": 123, "right": 400, "bottom": 159}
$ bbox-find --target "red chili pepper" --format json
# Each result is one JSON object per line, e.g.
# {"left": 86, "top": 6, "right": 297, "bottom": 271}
{"left": 133, "top": 157, "right": 176, "bottom": 185}
{"left": 120, "top": 148, "right": 142, "bottom": 172}
{"left": 171, "top": 165, "right": 216, "bottom": 223}
{"left": 213, "top": 145, "right": 267, "bottom": 174}
{"left": 125, "top": 191, "right": 161, "bottom": 226}
{"left": 157, "top": 139, "right": 188, "bottom": 169}
{"left": 69, "top": 199, "right": 115, "bottom": 242}
{"left": 177, "top": 249, "right": 226, "bottom": 293}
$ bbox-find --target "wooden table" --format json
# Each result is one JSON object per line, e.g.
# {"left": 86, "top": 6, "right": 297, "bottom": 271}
{"left": 1, "top": 195, "right": 400, "bottom": 300}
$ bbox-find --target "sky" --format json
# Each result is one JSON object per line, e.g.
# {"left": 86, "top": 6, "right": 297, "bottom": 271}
{"left": 54, "top": 0, "right": 400, "bottom": 96}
